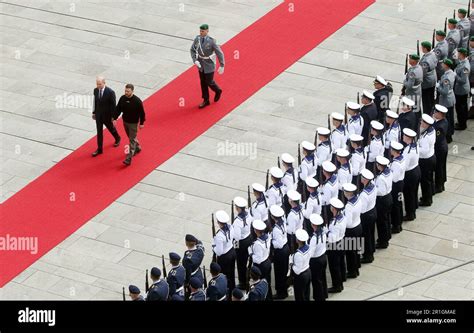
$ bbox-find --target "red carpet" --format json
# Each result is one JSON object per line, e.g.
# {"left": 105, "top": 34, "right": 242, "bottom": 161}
{"left": 0, "top": 0, "right": 374, "bottom": 287}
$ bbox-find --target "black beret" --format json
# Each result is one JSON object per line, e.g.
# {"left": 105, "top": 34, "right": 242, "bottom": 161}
{"left": 190, "top": 277, "right": 202, "bottom": 289}
{"left": 169, "top": 252, "right": 181, "bottom": 261}
{"left": 150, "top": 267, "right": 161, "bottom": 277}
{"left": 185, "top": 234, "right": 198, "bottom": 243}
{"left": 250, "top": 265, "right": 261, "bottom": 277}
{"left": 232, "top": 288, "right": 244, "bottom": 299}
{"left": 128, "top": 285, "right": 140, "bottom": 294}
{"left": 210, "top": 262, "right": 221, "bottom": 274}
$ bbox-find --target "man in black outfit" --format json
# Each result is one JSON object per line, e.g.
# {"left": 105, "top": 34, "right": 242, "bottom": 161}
{"left": 373, "top": 75, "right": 393, "bottom": 122}
{"left": 92, "top": 76, "right": 121, "bottom": 156}
{"left": 398, "top": 96, "right": 418, "bottom": 134}
{"left": 114, "top": 83, "right": 146, "bottom": 166}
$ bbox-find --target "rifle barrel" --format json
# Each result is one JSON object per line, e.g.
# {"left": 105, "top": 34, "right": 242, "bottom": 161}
{"left": 122, "top": 287, "right": 126, "bottom": 301}
{"left": 162, "top": 254, "right": 167, "bottom": 278}
{"left": 145, "top": 269, "right": 149, "bottom": 292}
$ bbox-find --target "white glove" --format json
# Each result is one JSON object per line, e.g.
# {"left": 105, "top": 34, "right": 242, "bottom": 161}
{"left": 436, "top": 82, "right": 440, "bottom": 89}
{"left": 218, "top": 66, "right": 224, "bottom": 75}
{"left": 194, "top": 60, "right": 201, "bottom": 69}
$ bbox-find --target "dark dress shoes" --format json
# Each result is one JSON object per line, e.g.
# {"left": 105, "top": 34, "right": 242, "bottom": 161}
{"left": 113, "top": 137, "right": 121, "bottom": 147}
{"left": 92, "top": 150, "right": 103, "bottom": 157}
{"left": 214, "top": 89, "right": 222, "bottom": 102}
{"left": 199, "top": 100, "right": 210, "bottom": 109}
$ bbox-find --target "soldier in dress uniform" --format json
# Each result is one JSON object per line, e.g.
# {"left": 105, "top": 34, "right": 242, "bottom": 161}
{"left": 320, "top": 161, "right": 338, "bottom": 225}
{"left": 434, "top": 30, "right": 449, "bottom": 83}
{"left": 359, "top": 169, "right": 377, "bottom": 264}
{"left": 212, "top": 210, "right": 236, "bottom": 293}
{"left": 398, "top": 96, "right": 418, "bottom": 134}
{"left": 433, "top": 105, "right": 449, "bottom": 193}
{"left": 336, "top": 149, "right": 352, "bottom": 200}
{"left": 250, "top": 183, "right": 269, "bottom": 224}
{"left": 281, "top": 153, "right": 298, "bottom": 214}
{"left": 469, "top": 37, "right": 474, "bottom": 119}
{"left": 128, "top": 285, "right": 145, "bottom": 301}
{"left": 360, "top": 90, "right": 378, "bottom": 146}
{"left": 308, "top": 214, "right": 328, "bottom": 301}
{"left": 346, "top": 102, "right": 364, "bottom": 137}
{"left": 373, "top": 75, "right": 393, "bottom": 122}
{"left": 374, "top": 156, "right": 393, "bottom": 249}
{"left": 269, "top": 205, "right": 290, "bottom": 300}
{"left": 315, "top": 127, "right": 332, "bottom": 183}
{"left": 167, "top": 252, "right": 186, "bottom": 301}
{"left": 365, "top": 120, "right": 385, "bottom": 172}
{"left": 232, "top": 196, "right": 253, "bottom": 290}
{"left": 470, "top": 2, "right": 474, "bottom": 36}
{"left": 342, "top": 183, "right": 363, "bottom": 279}
{"left": 420, "top": 41, "right": 438, "bottom": 115}
{"left": 286, "top": 190, "right": 304, "bottom": 253}
{"left": 402, "top": 54, "right": 423, "bottom": 119}
{"left": 190, "top": 24, "right": 225, "bottom": 109}
{"left": 248, "top": 219, "right": 273, "bottom": 301}
{"left": 457, "top": 8, "right": 470, "bottom": 49}
{"left": 146, "top": 267, "right": 169, "bottom": 301}
{"left": 384, "top": 110, "right": 401, "bottom": 158}
{"left": 453, "top": 48, "right": 471, "bottom": 131}
{"left": 302, "top": 177, "right": 322, "bottom": 234}
{"left": 326, "top": 198, "right": 347, "bottom": 293}
{"left": 183, "top": 234, "right": 205, "bottom": 288}
{"left": 348, "top": 134, "right": 366, "bottom": 186}
{"left": 266, "top": 167, "right": 286, "bottom": 207}
{"left": 247, "top": 266, "right": 268, "bottom": 301}
{"left": 402, "top": 128, "right": 421, "bottom": 222}
{"left": 437, "top": 59, "right": 456, "bottom": 143}
{"left": 189, "top": 277, "right": 206, "bottom": 301}
{"left": 418, "top": 114, "right": 436, "bottom": 207}
{"left": 389, "top": 141, "right": 406, "bottom": 234}
{"left": 330, "top": 112, "right": 347, "bottom": 153}
{"left": 298, "top": 141, "right": 318, "bottom": 198}
{"left": 291, "top": 229, "right": 311, "bottom": 301}
{"left": 206, "top": 262, "right": 228, "bottom": 301}
{"left": 446, "top": 19, "right": 461, "bottom": 60}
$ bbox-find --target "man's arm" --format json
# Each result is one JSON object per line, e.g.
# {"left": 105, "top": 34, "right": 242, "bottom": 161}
{"left": 92, "top": 88, "right": 97, "bottom": 115}
{"left": 213, "top": 39, "right": 225, "bottom": 67}
{"left": 114, "top": 96, "right": 122, "bottom": 120}
{"left": 190, "top": 37, "right": 198, "bottom": 62}
{"left": 109, "top": 88, "right": 116, "bottom": 116}
{"left": 138, "top": 97, "right": 146, "bottom": 125}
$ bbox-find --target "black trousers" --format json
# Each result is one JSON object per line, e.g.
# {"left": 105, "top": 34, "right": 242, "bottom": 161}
{"left": 345, "top": 224, "right": 363, "bottom": 275}
{"left": 376, "top": 194, "right": 393, "bottom": 246}
{"left": 361, "top": 207, "right": 376, "bottom": 260}
{"left": 273, "top": 244, "right": 290, "bottom": 297}
{"left": 217, "top": 248, "right": 236, "bottom": 294}
{"left": 95, "top": 113, "right": 120, "bottom": 150}
{"left": 434, "top": 149, "right": 448, "bottom": 191}
{"left": 419, "top": 155, "right": 436, "bottom": 204}
{"left": 455, "top": 94, "right": 468, "bottom": 129}
{"left": 293, "top": 269, "right": 311, "bottom": 301}
{"left": 446, "top": 106, "right": 455, "bottom": 137}
{"left": 236, "top": 236, "right": 252, "bottom": 286}
{"left": 391, "top": 180, "right": 404, "bottom": 229}
{"left": 199, "top": 70, "right": 221, "bottom": 101}
{"left": 422, "top": 87, "right": 435, "bottom": 115}
{"left": 255, "top": 259, "right": 272, "bottom": 301}
{"left": 403, "top": 167, "right": 421, "bottom": 219}
{"left": 327, "top": 243, "right": 346, "bottom": 289}
{"left": 309, "top": 255, "right": 328, "bottom": 300}
{"left": 287, "top": 234, "right": 297, "bottom": 254}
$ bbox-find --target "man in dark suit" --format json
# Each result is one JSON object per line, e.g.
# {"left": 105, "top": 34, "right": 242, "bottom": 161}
{"left": 398, "top": 96, "right": 418, "bottom": 134}
{"left": 360, "top": 90, "right": 378, "bottom": 145}
{"left": 92, "top": 76, "right": 121, "bottom": 157}
{"left": 373, "top": 75, "right": 393, "bottom": 122}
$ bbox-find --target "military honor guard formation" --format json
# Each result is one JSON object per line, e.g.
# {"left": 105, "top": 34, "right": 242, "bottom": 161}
{"left": 121, "top": 5, "right": 474, "bottom": 302}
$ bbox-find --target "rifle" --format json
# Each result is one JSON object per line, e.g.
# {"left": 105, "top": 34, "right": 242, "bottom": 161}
{"left": 246, "top": 257, "right": 253, "bottom": 292}
{"left": 432, "top": 29, "right": 435, "bottom": 48}
{"left": 265, "top": 169, "right": 269, "bottom": 191}
{"left": 297, "top": 144, "right": 302, "bottom": 166}
{"left": 356, "top": 174, "right": 362, "bottom": 194}
{"left": 145, "top": 269, "right": 149, "bottom": 292}
{"left": 313, "top": 130, "right": 318, "bottom": 146}
{"left": 404, "top": 54, "right": 408, "bottom": 75}
{"left": 344, "top": 103, "right": 348, "bottom": 129}
{"left": 277, "top": 156, "right": 281, "bottom": 168}
{"left": 327, "top": 114, "right": 331, "bottom": 131}
{"left": 203, "top": 266, "right": 208, "bottom": 288}
{"left": 469, "top": 0, "right": 471, "bottom": 16}
{"left": 122, "top": 286, "right": 126, "bottom": 301}
{"left": 211, "top": 213, "right": 217, "bottom": 262}
{"left": 231, "top": 200, "right": 235, "bottom": 223}
{"left": 162, "top": 254, "right": 167, "bottom": 279}
{"left": 416, "top": 40, "right": 420, "bottom": 56}
{"left": 247, "top": 185, "right": 253, "bottom": 217}
{"left": 357, "top": 92, "right": 360, "bottom": 104}
{"left": 453, "top": 9, "right": 456, "bottom": 19}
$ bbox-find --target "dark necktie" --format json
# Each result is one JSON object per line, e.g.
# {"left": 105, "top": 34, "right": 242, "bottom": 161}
{"left": 99, "top": 89, "right": 103, "bottom": 99}
{"left": 200, "top": 37, "right": 205, "bottom": 45}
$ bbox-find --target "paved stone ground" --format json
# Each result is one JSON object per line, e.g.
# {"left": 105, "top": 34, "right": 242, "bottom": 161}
{"left": 0, "top": 0, "right": 472, "bottom": 300}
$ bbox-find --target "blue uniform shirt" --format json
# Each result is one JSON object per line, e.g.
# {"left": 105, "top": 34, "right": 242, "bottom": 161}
{"left": 247, "top": 279, "right": 268, "bottom": 301}
{"left": 183, "top": 245, "right": 204, "bottom": 284}
{"left": 146, "top": 279, "right": 169, "bottom": 301}
{"left": 206, "top": 273, "right": 228, "bottom": 301}
{"left": 167, "top": 265, "right": 186, "bottom": 301}
{"left": 190, "top": 289, "right": 206, "bottom": 301}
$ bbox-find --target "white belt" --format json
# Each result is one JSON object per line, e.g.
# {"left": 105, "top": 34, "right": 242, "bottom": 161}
{"left": 191, "top": 268, "right": 200, "bottom": 276}
{"left": 218, "top": 295, "right": 226, "bottom": 301}
{"left": 176, "top": 286, "right": 184, "bottom": 293}
{"left": 198, "top": 54, "right": 211, "bottom": 59}
{"left": 412, "top": 84, "right": 421, "bottom": 89}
